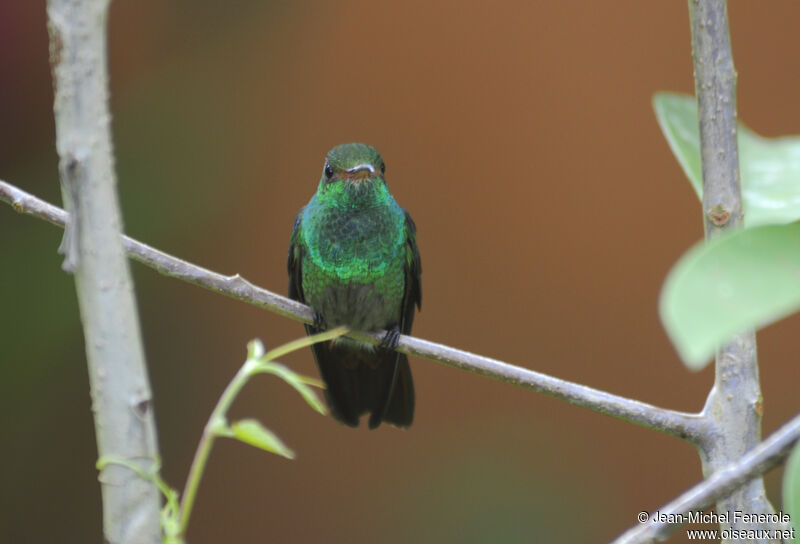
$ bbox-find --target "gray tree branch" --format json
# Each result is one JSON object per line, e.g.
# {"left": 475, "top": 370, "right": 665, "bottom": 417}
{"left": 610, "top": 412, "right": 800, "bottom": 544}
{"left": 688, "top": 1, "right": 778, "bottom": 541}
{"left": 45, "top": 1, "right": 161, "bottom": 543}
{"left": 0, "top": 179, "right": 705, "bottom": 443}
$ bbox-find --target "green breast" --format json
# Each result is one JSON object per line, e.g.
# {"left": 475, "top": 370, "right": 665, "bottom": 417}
{"left": 300, "top": 191, "right": 407, "bottom": 330}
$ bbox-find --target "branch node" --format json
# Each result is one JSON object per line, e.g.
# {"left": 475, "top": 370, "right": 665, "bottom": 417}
{"left": 132, "top": 396, "right": 152, "bottom": 420}
{"left": 707, "top": 204, "right": 730, "bottom": 226}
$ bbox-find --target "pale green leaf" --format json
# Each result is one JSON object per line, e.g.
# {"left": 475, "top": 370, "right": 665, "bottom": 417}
{"left": 653, "top": 92, "right": 800, "bottom": 227}
{"left": 255, "top": 361, "right": 327, "bottom": 415}
{"left": 229, "top": 419, "right": 295, "bottom": 459}
{"left": 784, "top": 440, "right": 800, "bottom": 540}
{"left": 247, "top": 330, "right": 334, "bottom": 416}
{"left": 660, "top": 223, "right": 800, "bottom": 369}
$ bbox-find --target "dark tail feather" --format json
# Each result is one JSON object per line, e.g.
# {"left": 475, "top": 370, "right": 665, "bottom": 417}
{"left": 311, "top": 342, "right": 360, "bottom": 427}
{"left": 309, "top": 334, "right": 414, "bottom": 428}
{"left": 378, "top": 354, "right": 414, "bottom": 428}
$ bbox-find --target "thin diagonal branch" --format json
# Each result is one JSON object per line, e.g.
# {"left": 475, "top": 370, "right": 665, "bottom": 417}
{"left": 1, "top": 179, "right": 705, "bottom": 443}
{"left": 610, "top": 411, "right": 800, "bottom": 544}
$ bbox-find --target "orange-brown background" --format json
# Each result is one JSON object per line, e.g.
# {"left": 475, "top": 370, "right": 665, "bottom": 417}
{"left": 1, "top": 2, "right": 798, "bottom": 542}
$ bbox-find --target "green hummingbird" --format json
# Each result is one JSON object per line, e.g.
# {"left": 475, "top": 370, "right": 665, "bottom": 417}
{"left": 288, "top": 143, "right": 421, "bottom": 429}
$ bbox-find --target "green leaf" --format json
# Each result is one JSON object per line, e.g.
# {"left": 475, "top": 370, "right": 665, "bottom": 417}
{"left": 254, "top": 361, "right": 327, "bottom": 415}
{"left": 229, "top": 419, "right": 295, "bottom": 459}
{"left": 96, "top": 455, "right": 183, "bottom": 542}
{"left": 653, "top": 92, "right": 703, "bottom": 202}
{"left": 246, "top": 329, "right": 342, "bottom": 416}
{"left": 784, "top": 440, "right": 800, "bottom": 540}
{"left": 653, "top": 92, "right": 800, "bottom": 227}
{"left": 660, "top": 223, "right": 800, "bottom": 369}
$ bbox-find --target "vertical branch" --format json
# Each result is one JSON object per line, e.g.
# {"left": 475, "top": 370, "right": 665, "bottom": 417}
{"left": 46, "top": 1, "right": 161, "bottom": 543}
{"left": 688, "top": 1, "right": 779, "bottom": 540}
{"left": 690, "top": 0, "right": 742, "bottom": 239}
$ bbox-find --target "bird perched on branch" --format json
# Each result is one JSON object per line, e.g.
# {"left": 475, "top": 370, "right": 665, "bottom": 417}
{"left": 288, "top": 143, "right": 421, "bottom": 429}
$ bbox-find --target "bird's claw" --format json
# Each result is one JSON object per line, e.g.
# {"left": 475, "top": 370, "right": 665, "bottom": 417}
{"left": 312, "top": 312, "right": 327, "bottom": 331}
{"left": 379, "top": 326, "right": 401, "bottom": 351}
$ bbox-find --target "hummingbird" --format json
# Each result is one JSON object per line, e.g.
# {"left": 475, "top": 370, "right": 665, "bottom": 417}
{"left": 288, "top": 143, "right": 421, "bottom": 429}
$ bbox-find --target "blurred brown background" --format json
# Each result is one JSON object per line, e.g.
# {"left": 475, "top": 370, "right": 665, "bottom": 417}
{"left": 1, "top": 1, "right": 799, "bottom": 542}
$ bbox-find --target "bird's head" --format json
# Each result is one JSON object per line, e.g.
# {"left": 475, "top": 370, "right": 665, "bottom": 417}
{"left": 320, "top": 143, "right": 386, "bottom": 194}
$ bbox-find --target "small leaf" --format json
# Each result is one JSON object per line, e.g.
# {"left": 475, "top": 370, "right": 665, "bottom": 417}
{"left": 653, "top": 92, "right": 800, "bottom": 227}
{"left": 230, "top": 419, "right": 295, "bottom": 459}
{"left": 96, "top": 455, "right": 183, "bottom": 541}
{"left": 660, "top": 223, "right": 800, "bottom": 369}
{"left": 653, "top": 92, "right": 703, "bottom": 202}
{"left": 294, "top": 374, "right": 326, "bottom": 389}
{"left": 784, "top": 440, "right": 800, "bottom": 540}
{"left": 255, "top": 361, "right": 327, "bottom": 415}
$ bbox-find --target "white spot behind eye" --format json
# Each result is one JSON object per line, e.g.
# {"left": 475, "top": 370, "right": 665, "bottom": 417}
{"left": 346, "top": 164, "right": 376, "bottom": 174}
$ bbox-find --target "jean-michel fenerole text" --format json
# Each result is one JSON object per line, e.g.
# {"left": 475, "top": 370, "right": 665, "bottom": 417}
{"left": 651, "top": 510, "right": 791, "bottom": 526}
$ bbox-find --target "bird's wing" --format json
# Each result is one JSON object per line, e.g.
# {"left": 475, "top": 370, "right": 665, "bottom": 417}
{"left": 400, "top": 209, "right": 422, "bottom": 335}
{"left": 287, "top": 208, "right": 305, "bottom": 302}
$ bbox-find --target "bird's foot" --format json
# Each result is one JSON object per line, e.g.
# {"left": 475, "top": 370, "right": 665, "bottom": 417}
{"left": 312, "top": 311, "right": 327, "bottom": 331}
{"left": 379, "top": 325, "right": 401, "bottom": 351}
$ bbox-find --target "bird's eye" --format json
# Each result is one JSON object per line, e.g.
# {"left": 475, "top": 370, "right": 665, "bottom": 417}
{"left": 324, "top": 164, "right": 334, "bottom": 179}
{"left": 380, "top": 162, "right": 386, "bottom": 174}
